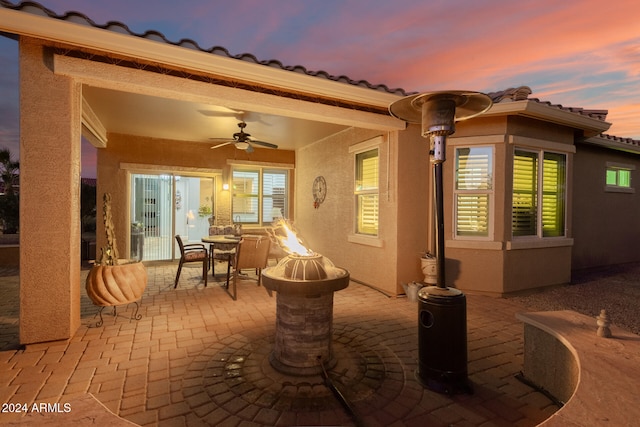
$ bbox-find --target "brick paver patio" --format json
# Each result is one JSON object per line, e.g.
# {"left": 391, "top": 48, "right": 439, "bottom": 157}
{"left": 0, "top": 262, "right": 557, "bottom": 426}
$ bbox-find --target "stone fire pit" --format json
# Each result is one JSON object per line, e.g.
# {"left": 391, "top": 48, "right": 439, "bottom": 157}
{"left": 262, "top": 253, "right": 349, "bottom": 376}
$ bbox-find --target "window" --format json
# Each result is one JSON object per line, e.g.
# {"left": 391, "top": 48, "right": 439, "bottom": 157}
{"left": 355, "top": 148, "right": 379, "bottom": 236}
{"left": 232, "top": 168, "right": 288, "bottom": 225}
{"left": 512, "top": 149, "right": 566, "bottom": 238}
{"left": 605, "top": 162, "right": 634, "bottom": 192}
{"left": 454, "top": 146, "right": 493, "bottom": 238}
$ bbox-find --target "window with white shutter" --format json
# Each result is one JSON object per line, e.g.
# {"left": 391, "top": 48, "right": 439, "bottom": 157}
{"left": 262, "top": 170, "right": 287, "bottom": 223}
{"left": 355, "top": 148, "right": 379, "bottom": 236}
{"left": 512, "top": 149, "right": 566, "bottom": 238}
{"left": 454, "top": 146, "right": 493, "bottom": 238}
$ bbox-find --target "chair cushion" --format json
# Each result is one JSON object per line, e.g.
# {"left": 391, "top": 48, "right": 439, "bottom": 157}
{"left": 209, "top": 224, "right": 242, "bottom": 236}
{"left": 184, "top": 251, "right": 207, "bottom": 261}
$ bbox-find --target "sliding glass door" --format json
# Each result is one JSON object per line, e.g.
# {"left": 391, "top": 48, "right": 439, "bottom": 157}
{"left": 130, "top": 173, "right": 215, "bottom": 261}
{"left": 174, "top": 176, "right": 214, "bottom": 244}
{"left": 131, "top": 174, "right": 174, "bottom": 261}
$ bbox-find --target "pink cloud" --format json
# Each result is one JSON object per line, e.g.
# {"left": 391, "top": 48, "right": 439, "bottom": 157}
{"left": 604, "top": 102, "right": 640, "bottom": 138}
{"left": 27, "top": 0, "right": 640, "bottom": 140}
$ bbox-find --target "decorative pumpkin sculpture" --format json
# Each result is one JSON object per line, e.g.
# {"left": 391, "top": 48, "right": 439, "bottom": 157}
{"left": 86, "top": 193, "right": 147, "bottom": 322}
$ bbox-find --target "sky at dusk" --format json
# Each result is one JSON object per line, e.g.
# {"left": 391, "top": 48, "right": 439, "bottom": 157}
{"left": 1, "top": 0, "right": 639, "bottom": 177}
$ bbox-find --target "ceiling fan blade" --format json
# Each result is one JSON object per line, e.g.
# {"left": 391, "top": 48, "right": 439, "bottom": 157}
{"left": 210, "top": 141, "right": 233, "bottom": 149}
{"left": 250, "top": 140, "right": 278, "bottom": 149}
{"left": 209, "top": 121, "right": 277, "bottom": 150}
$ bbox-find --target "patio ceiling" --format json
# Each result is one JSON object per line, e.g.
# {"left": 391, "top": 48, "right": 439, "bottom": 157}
{"left": 82, "top": 85, "right": 351, "bottom": 151}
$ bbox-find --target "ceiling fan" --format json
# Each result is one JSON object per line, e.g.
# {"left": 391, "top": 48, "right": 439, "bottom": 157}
{"left": 210, "top": 121, "right": 278, "bottom": 153}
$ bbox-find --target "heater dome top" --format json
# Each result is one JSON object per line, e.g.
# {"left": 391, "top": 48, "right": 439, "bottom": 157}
{"left": 389, "top": 90, "right": 492, "bottom": 125}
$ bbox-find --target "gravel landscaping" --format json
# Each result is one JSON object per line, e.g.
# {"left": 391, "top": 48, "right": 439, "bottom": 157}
{"left": 509, "top": 262, "right": 640, "bottom": 335}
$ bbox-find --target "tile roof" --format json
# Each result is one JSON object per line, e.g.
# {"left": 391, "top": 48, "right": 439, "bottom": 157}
{"left": 0, "top": 0, "right": 409, "bottom": 96}
{"left": 3, "top": 0, "right": 637, "bottom": 148}
{"left": 597, "top": 133, "right": 640, "bottom": 149}
{"left": 487, "top": 86, "right": 609, "bottom": 121}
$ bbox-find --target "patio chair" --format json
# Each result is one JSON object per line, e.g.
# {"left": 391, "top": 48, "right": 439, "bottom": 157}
{"left": 265, "top": 226, "right": 288, "bottom": 264}
{"left": 229, "top": 235, "right": 271, "bottom": 300}
{"left": 208, "top": 224, "right": 242, "bottom": 269}
{"left": 174, "top": 235, "right": 209, "bottom": 288}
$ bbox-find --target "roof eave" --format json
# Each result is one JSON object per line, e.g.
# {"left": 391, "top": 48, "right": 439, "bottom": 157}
{"left": 484, "top": 100, "right": 611, "bottom": 137}
{"left": 0, "top": 7, "right": 403, "bottom": 111}
{"left": 581, "top": 135, "right": 640, "bottom": 155}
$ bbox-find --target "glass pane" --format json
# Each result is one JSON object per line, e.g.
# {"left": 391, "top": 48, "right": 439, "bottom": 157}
{"left": 357, "top": 194, "right": 378, "bottom": 235}
{"left": 130, "top": 174, "right": 174, "bottom": 261}
{"left": 606, "top": 169, "right": 618, "bottom": 186}
{"left": 356, "top": 149, "right": 379, "bottom": 191}
{"left": 619, "top": 170, "right": 631, "bottom": 187}
{"left": 232, "top": 196, "right": 259, "bottom": 223}
{"left": 513, "top": 150, "right": 538, "bottom": 236}
{"left": 542, "top": 152, "right": 566, "bottom": 237}
{"left": 456, "top": 147, "right": 493, "bottom": 190}
{"left": 232, "top": 170, "right": 259, "bottom": 223}
{"left": 263, "top": 170, "right": 287, "bottom": 222}
{"left": 174, "top": 176, "right": 213, "bottom": 245}
{"left": 232, "top": 170, "right": 259, "bottom": 195}
{"left": 456, "top": 194, "right": 489, "bottom": 236}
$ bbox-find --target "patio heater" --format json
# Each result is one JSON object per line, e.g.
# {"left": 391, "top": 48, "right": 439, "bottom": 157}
{"left": 390, "top": 91, "right": 492, "bottom": 394}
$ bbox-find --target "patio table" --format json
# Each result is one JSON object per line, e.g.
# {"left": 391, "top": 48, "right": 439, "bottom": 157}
{"left": 202, "top": 235, "right": 241, "bottom": 287}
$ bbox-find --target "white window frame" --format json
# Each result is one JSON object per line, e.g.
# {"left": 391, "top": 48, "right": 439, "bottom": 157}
{"left": 231, "top": 166, "right": 289, "bottom": 226}
{"left": 453, "top": 146, "right": 494, "bottom": 240}
{"left": 512, "top": 147, "right": 567, "bottom": 239}
{"left": 354, "top": 148, "right": 379, "bottom": 236}
{"left": 348, "top": 136, "right": 383, "bottom": 247}
{"left": 605, "top": 162, "right": 635, "bottom": 193}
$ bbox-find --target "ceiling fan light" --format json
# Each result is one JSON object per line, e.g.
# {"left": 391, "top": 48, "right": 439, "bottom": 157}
{"left": 235, "top": 141, "right": 250, "bottom": 150}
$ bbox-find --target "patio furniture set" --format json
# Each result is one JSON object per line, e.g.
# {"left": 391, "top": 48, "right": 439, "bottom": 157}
{"left": 174, "top": 224, "right": 275, "bottom": 300}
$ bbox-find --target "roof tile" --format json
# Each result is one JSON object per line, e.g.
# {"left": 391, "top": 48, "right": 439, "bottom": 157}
{"left": 3, "top": 0, "right": 411, "bottom": 95}
{"left": 2, "top": 0, "right": 633, "bottom": 134}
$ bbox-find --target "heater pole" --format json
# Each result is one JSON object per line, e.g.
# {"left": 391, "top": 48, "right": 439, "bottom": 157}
{"left": 433, "top": 161, "right": 446, "bottom": 288}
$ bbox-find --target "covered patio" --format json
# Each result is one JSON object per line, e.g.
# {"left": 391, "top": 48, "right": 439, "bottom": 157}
{"left": 0, "top": 263, "right": 557, "bottom": 426}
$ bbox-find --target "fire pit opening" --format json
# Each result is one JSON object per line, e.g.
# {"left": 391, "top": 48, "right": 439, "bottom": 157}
{"left": 262, "top": 223, "right": 349, "bottom": 376}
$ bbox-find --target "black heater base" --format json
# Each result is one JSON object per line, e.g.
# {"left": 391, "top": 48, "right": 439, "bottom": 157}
{"left": 416, "top": 285, "right": 472, "bottom": 395}
{"left": 415, "top": 366, "right": 473, "bottom": 395}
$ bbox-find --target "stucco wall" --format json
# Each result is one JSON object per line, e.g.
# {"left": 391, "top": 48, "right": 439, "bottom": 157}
{"left": 395, "top": 125, "right": 431, "bottom": 287}
{"left": 19, "top": 38, "right": 82, "bottom": 343}
{"left": 295, "top": 128, "right": 395, "bottom": 294}
{"left": 503, "top": 246, "right": 572, "bottom": 292}
{"left": 96, "top": 133, "right": 295, "bottom": 258}
{"left": 295, "top": 126, "right": 429, "bottom": 295}
{"left": 572, "top": 144, "right": 640, "bottom": 269}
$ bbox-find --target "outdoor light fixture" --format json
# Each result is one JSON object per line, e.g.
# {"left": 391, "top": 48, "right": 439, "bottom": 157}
{"left": 389, "top": 90, "right": 492, "bottom": 394}
{"left": 234, "top": 141, "right": 250, "bottom": 151}
{"left": 222, "top": 183, "right": 229, "bottom": 191}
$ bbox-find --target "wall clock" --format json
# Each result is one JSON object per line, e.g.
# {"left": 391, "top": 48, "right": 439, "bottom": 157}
{"left": 312, "top": 176, "right": 327, "bottom": 209}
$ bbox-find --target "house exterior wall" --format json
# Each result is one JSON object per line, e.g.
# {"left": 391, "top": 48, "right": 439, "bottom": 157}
{"left": 295, "top": 126, "right": 429, "bottom": 296}
{"left": 96, "top": 133, "right": 295, "bottom": 258}
{"left": 443, "top": 116, "right": 575, "bottom": 296}
{"left": 19, "top": 38, "right": 82, "bottom": 344}
{"left": 572, "top": 143, "right": 640, "bottom": 269}
{"left": 395, "top": 125, "right": 431, "bottom": 288}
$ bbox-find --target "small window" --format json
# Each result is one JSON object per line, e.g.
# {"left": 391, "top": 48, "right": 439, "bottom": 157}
{"left": 355, "top": 148, "right": 379, "bottom": 236}
{"left": 605, "top": 163, "right": 634, "bottom": 192}
{"left": 454, "top": 146, "right": 493, "bottom": 238}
